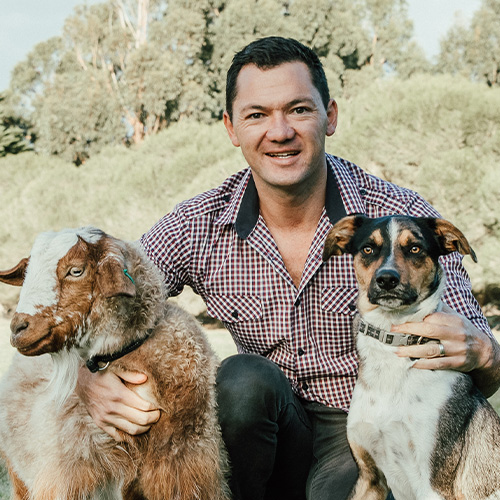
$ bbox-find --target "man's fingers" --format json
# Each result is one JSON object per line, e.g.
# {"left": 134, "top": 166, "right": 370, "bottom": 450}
{"left": 410, "top": 357, "right": 452, "bottom": 370}
{"left": 397, "top": 341, "right": 448, "bottom": 360}
{"left": 76, "top": 365, "right": 160, "bottom": 440}
{"left": 104, "top": 410, "right": 160, "bottom": 437}
{"left": 391, "top": 311, "right": 467, "bottom": 342}
{"left": 114, "top": 368, "right": 148, "bottom": 385}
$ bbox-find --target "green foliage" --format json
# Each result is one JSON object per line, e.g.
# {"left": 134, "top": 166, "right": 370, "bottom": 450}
{"left": 331, "top": 74, "right": 500, "bottom": 289}
{"left": 438, "top": 0, "right": 500, "bottom": 87}
{"left": 1, "top": 75, "right": 499, "bottom": 302}
{"left": 0, "top": 119, "right": 241, "bottom": 306}
{"left": 0, "top": 92, "right": 30, "bottom": 157}
{"left": 7, "top": 0, "right": 426, "bottom": 163}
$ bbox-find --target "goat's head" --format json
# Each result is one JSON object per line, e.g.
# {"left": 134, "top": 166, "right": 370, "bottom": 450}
{"left": 0, "top": 227, "right": 136, "bottom": 356}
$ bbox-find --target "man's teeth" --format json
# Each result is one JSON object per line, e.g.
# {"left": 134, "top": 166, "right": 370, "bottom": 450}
{"left": 268, "top": 152, "right": 298, "bottom": 157}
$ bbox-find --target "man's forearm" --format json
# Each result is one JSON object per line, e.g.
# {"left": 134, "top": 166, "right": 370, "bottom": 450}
{"left": 471, "top": 333, "right": 500, "bottom": 398}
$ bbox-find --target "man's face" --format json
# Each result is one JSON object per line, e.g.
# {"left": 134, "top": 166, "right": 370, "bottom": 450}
{"left": 223, "top": 61, "right": 337, "bottom": 193}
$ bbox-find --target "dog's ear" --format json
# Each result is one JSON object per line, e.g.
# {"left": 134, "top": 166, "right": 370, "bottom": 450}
{"left": 323, "top": 215, "right": 367, "bottom": 260}
{"left": 429, "top": 218, "right": 478, "bottom": 263}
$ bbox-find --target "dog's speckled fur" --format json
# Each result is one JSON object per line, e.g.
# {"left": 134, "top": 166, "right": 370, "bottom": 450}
{"left": 324, "top": 215, "right": 500, "bottom": 500}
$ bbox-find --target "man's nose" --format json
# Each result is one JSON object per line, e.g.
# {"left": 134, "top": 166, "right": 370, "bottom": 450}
{"left": 266, "top": 114, "right": 295, "bottom": 142}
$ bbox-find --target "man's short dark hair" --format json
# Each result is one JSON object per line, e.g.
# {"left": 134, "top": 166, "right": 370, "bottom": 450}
{"left": 225, "top": 36, "right": 331, "bottom": 120}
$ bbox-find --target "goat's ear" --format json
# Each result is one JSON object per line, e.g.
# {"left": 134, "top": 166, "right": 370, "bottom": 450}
{"left": 96, "top": 258, "right": 136, "bottom": 299}
{"left": 429, "top": 218, "right": 477, "bottom": 263}
{"left": 0, "top": 257, "right": 29, "bottom": 286}
{"left": 323, "top": 215, "right": 367, "bottom": 261}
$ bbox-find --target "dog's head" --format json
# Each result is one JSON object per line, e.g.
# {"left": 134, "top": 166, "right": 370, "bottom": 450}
{"left": 323, "top": 215, "right": 476, "bottom": 313}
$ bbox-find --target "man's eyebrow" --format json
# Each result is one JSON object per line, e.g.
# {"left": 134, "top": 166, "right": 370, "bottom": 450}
{"left": 240, "top": 104, "right": 268, "bottom": 114}
{"left": 287, "top": 98, "right": 316, "bottom": 108}
{"left": 240, "top": 98, "right": 317, "bottom": 114}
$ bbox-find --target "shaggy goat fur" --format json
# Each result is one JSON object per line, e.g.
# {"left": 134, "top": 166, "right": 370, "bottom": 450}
{"left": 0, "top": 227, "right": 229, "bottom": 500}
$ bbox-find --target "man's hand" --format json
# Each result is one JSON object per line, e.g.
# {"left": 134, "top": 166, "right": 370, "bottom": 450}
{"left": 393, "top": 304, "right": 500, "bottom": 397}
{"left": 76, "top": 366, "right": 161, "bottom": 441}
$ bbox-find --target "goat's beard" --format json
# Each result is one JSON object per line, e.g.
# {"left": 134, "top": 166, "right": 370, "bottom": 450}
{"left": 47, "top": 348, "right": 82, "bottom": 409}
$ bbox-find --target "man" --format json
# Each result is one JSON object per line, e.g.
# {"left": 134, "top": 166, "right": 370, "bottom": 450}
{"left": 78, "top": 37, "right": 500, "bottom": 500}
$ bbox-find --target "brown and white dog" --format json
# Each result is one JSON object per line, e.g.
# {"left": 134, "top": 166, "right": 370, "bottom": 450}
{"left": 323, "top": 215, "right": 500, "bottom": 500}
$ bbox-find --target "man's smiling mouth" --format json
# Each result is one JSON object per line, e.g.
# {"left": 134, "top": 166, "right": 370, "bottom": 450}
{"left": 266, "top": 152, "right": 299, "bottom": 158}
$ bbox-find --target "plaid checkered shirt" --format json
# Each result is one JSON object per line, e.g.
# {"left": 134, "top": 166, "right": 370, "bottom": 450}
{"left": 140, "top": 154, "right": 491, "bottom": 412}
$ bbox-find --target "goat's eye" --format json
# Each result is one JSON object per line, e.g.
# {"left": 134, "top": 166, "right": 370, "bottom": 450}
{"left": 68, "top": 267, "right": 84, "bottom": 277}
{"left": 362, "top": 246, "right": 373, "bottom": 255}
{"left": 410, "top": 246, "right": 421, "bottom": 254}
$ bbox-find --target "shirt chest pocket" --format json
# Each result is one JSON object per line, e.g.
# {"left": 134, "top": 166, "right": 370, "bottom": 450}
{"left": 206, "top": 295, "right": 263, "bottom": 323}
{"left": 321, "top": 287, "right": 358, "bottom": 315}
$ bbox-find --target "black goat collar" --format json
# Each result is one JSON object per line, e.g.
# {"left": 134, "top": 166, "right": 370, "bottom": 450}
{"left": 358, "top": 318, "right": 435, "bottom": 347}
{"left": 86, "top": 328, "right": 154, "bottom": 373}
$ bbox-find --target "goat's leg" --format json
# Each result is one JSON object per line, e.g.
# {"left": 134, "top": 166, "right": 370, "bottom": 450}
{"left": 5, "top": 460, "right": 29, "bottom": 500}
{"left": 136, "top": 446, "right": 229, "bottom": 500}
{"left": 122, "top": 479, "right": 147, "bottom": 500}
{"left": 348, "top": 442, "right": 388, "bottom": 500}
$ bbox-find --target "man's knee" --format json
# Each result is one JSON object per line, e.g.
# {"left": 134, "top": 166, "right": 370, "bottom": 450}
{"left": 216, "top": 354, "right": 291, "bottom": 433}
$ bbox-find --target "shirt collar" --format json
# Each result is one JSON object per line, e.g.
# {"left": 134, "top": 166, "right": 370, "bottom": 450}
{"left": 215, "top": 154, "right": 366, "bottom": 239}
{"left": 326, "top": 154, "right": 366, "bottom": 216}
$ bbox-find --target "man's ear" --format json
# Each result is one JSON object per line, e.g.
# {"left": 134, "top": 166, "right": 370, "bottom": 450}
{"left": 223, "top": 110, "right": 240, "bottom": 147}
{"left": 325, "top": 99, "right": 338, "bottom": 137}
{"left": 428, "top": 218, "right": 478, "bottom": 262}
{"left": 323, "top": 215, "right": 367, "bottom": 260}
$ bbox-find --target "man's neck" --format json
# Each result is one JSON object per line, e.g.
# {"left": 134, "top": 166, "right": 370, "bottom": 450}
{"left": 255, "top": 167, "right": 327, "bottom": 231}
{"left": 252, "top": 167, "right": 328, "bottom": 288}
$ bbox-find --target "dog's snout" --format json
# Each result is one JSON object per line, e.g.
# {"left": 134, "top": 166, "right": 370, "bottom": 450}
{"left": 375, "top": 269, "right": 400, "bottom": 291}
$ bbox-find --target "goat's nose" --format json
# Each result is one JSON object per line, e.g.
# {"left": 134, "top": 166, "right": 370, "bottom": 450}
{"left": 375, "top": 269, "right": 400, "bottom": 290}
{"left": 10, "top": 315, "right": 29, "bottom": 337}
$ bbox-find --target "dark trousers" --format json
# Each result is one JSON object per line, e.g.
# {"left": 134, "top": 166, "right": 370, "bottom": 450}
{"left": 215, "top": 354, "right": 359, "bottom": 500}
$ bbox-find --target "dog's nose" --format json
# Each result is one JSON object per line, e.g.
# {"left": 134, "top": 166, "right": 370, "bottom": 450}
{"left": 375, "top": 270, "right": 400, "bottom": 290}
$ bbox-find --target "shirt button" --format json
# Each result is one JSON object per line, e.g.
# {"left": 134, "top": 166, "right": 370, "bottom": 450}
{"left": 348, "top": 302, "right": 357, "bottom": 311}
{"left": 222, "top": 194, "right": 231, "bottom": 202}
{"left": 359, "top": 188, "right": 367, "bottom": 196}
{"left": 302, "top": 383, "right": 309, "bottom": 391}
{"left": 298, "top": 348, "right": 305, "bottom": 356}
{"left": 231, "top": 310, "right": 239, "bottom": 320}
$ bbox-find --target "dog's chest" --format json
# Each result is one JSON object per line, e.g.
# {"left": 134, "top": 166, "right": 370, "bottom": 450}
{"left": 348, "top": 337, "right": 457, "bottom": 498}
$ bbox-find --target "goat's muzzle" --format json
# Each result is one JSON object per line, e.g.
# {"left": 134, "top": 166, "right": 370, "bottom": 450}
{"left": 10, "top": 312, "right": 60, "bottom": 356}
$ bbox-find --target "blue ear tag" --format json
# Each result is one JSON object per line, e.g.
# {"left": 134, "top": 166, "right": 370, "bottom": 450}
{"left": 123, "top": 269, "right": 135, "bottom": 284}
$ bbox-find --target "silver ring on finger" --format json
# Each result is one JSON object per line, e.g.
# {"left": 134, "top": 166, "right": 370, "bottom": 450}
{"left": 438, "top": 343, "right": 445, "bottom": 357}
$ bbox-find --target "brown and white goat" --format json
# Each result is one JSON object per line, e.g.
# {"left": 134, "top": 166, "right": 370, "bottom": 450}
{"left": 0, "top": 227, "right": 229, "bottom": 500}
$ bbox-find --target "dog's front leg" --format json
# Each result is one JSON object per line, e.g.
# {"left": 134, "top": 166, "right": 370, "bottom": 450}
{"left": 348, "top": 442, "right": 388, "bottom": 500}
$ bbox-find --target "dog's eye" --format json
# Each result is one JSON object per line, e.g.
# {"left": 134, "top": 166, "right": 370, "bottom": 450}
{"left": 362, "top": 246, "right": 373, "bottom": 255}
{"left": 410, "top": 246, "right": 421, "bottom": 254}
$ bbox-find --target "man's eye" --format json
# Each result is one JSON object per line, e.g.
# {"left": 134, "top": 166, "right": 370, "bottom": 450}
{"left": 248, "top": 113, "right": 264, "bottom": 119}
{"left": 293, "top": 107, "right": 307, "bottom": 114}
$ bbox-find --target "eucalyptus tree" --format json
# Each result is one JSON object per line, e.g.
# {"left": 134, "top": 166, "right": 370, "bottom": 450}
{"left": 8, "top": 0, "right": 426, "bottom": 163}
{"left": 438, "top": 0, "right": 500, "bottom": 87}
